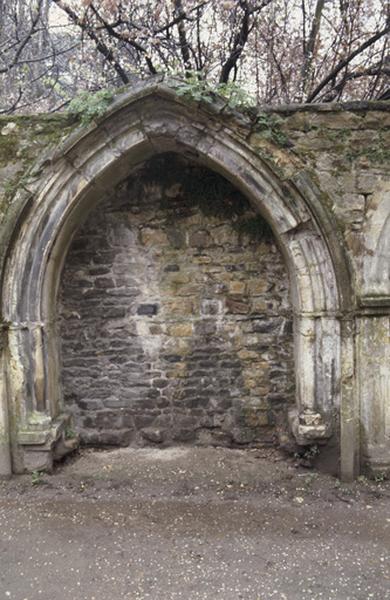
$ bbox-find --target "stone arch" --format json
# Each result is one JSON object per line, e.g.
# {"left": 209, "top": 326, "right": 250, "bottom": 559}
{"left": 0, "top": 81, "right": 355, "bottom": 477}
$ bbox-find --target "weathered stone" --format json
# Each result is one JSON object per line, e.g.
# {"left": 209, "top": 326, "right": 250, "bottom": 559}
{"left": 167, "top": 323, "right": 194, "bottom": 337}
{"left": 200, "top": 299, "right": 222, "bottom": 316}
{"left": 231, "top": 427, "right": 257, "bottom": 444}
{"left": 140, "top": 228, "right": 168, "bottom": 246}
{"left": 101, "top": 398, "right": 127, "bottom": 409}
{"left": 193, "top": 318, "right": 216, "bottom": 336}
{"left": 173, "top": 429, "right": 196, "bottom": 442}
{"left": 164, "top": 263, "right": 180, "bottom": 272}
{"left": 1, "top": 82, "right": 388, "bottom": 480}
{"left": 225, "top": 296, "right": 250, "bottom": 314}
{"left": 189, "top": 230, "right": 211, "bottom": 248}
{"left": 134, "top": 415, "right": 157, "bottom": 429}
{"left": 165, "top": 299, "right": 194, "bottom": 315}
{"left": 228, "top": 281, "right": 247, "bottom": 295}
{"left": 251, "top": 318, "right": 282, "bottom": 333}
{"left": 141, "top": 427, "right": 165, "bottom": 443}
{"left": 251, "top": 298, "right": 268, "bottom": 312}
{"left": 23, "top": 450, "right": 53, "bottom": 473}
{"left": 137, "top": 303, "right": 159, "bottom": 316}
{"left": 153, "top": 378, "right": 169, "bottom": 389}
{"left": 166, "top": 228, "right": 185, "bottom": 249}
{"left": 237, "top": 349, "right": 260, "bottom": 361}
{"left": 247, "top": 280, "right": 269, "bottom": 295}
{"left": 149, "top": 324, "right": 164, "bottom": 335}
{"left": 196, "top": 429, "right": 232, "bottom": 446}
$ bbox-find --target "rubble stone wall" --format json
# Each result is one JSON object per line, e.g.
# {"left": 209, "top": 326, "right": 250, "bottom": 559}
{"left": 59, "top": 155, "right": 294, "bottom": 447}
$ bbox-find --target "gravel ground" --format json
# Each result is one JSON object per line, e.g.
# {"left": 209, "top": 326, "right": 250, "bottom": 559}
{"left": 0, "top": 446, "right": 389, "bottom": 600}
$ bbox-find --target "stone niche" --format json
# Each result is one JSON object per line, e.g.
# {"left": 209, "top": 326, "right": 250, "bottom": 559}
{"left": 59, "top": 153, "right": 294, "bottom": 448}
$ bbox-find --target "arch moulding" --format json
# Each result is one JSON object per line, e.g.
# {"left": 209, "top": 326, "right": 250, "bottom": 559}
{"left": 0, "top": 81, "right": 357, "bottom": 480}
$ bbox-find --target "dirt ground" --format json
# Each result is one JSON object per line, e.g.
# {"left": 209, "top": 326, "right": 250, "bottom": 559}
{"left": 0, "top": 446, "right": 389, "bottom": 600}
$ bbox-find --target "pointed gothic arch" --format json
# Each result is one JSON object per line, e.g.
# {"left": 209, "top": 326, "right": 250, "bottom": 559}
{"left": 0, "top": 81, "right": 357, "bottom": 478}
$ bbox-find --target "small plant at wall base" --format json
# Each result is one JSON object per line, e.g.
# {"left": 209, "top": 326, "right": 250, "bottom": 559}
{"left": 31, "top": 470, "right": 45, "bottom": 486}
{"left": 294, "top": 444, "right": 320, "bottom": 467}
{"left": 64, "top": 426, "right": 76, "bottom": 440}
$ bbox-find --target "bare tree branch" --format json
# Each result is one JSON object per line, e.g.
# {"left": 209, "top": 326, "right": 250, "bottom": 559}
{"left": 0, "top": 0, "right": 43, "bottom": 74}
{"left": 174, "top": 0, "right": 192, "bottom": 72}
{"left": 52, "top": 0, "right": 130, "bottom": 83}
{"left": 219, "top": 1, "right": 251, "bottom": 83}
{"left": 1, "top": 0, "right": 388, "bottom": 113}
{"left": 307, "top": 20, "right": 390, "bottom": 102}
{"left": 89, "top": 3, "right": 157, "bottom": 75}
{"left": 321, "top": 61, "right": 390, "bottom": 101}
{"left": 154, "top": 1, "right": 208, "bottom": 35}
{"left": 300, "top": 0, "right": 325, "bottom": 97}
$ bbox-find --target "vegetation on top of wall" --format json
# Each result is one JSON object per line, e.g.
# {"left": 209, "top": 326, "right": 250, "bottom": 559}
{"left": 67, "top": 90, "right": 114, "bottom": 126}
{"left": 0, "top": 115, "right": 75, "bottom": 167}
{"left": 0, "top": 115, "right": 76, "bottom": 205}
{"left": 1, "top": 172, "right": 31, "bottom": 201}
{"left": 251, "top": 113, "right": 291, "bottom": 147}
{"left": 174, "top": 73, "right": 255, "bottom": 111}
{"left": 173, "top": 75, "right": 291, "bottom": 148}
{"left": 63, "top": 75, "right": 291, "bottom": 149}
{"left": 321, "top": 127, "right": 353, "bottom": 143}
{"left": 0, "top": 114, "right": 78, "bottom": 253}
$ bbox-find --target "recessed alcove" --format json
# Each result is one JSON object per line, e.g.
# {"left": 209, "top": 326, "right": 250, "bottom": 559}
{"left": 58, "top": 153, "right": 295, "bottom": 448}
{"left": 2, "top": 83, "right": 359, "bottom": 477}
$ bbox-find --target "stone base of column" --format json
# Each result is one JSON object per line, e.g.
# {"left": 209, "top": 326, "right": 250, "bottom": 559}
{"left": 362, "top": 446, "right": 390, "bottom": 479}
{"left": 16, "top": 413, "right": 79, "bottom": 473}
{"left": 289, "top": 407, "right": 333, "bottom": 446}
